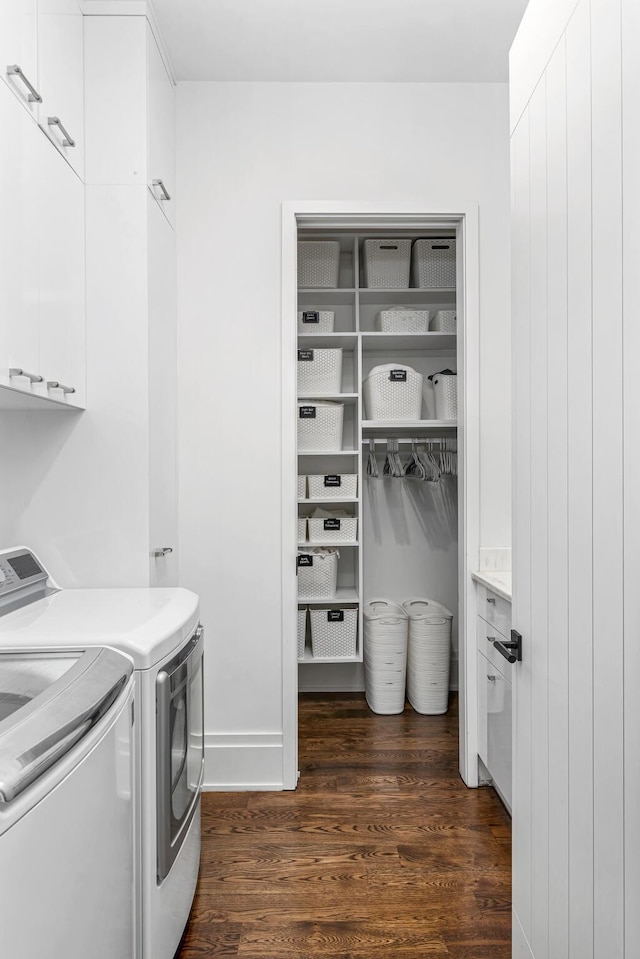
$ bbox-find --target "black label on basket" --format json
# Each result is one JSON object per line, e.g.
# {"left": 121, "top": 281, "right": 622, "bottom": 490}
{"left": 302, "top": 311, "right": 320, "bottom": 324}
{"left": 323, "top": 475, "right": 341, "bottom": 487}
{"left": 389, "top": 369, "right": 407, "bottom": 382}
{"left": 298, "top": 350, "right": 314, "bottom": 361}
{"left": 328, "top": 610, "right": 344, "bottom": 622}
{"left": 297, "top": 555, "right": 313, "bottom": 568}
{"left": 432, "top": 244, "right": 450, "bottom": 250}
{"left": 380, "top": 244, "right": 398, "bottom": 250}
{"left": 299, "top": 406, "right": 316, "bottom": 418}
{"left": 324, "top": 518, "right": 341, "bottom": 531}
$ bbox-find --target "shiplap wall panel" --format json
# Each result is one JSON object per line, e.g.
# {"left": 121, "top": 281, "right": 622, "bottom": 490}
{"left": 621, "top": 0, "right": 640, "bottom": 954}
{"left": 544, "top": 37, "right": 570, "bottom": 959}
{"left": 528, "top": 76, "right": 550, "bottom": 959}
{"left": 590, "top": 1, "right": 624, "bottom": 956}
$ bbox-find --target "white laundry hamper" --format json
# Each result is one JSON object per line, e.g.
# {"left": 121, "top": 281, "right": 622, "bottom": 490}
{"left": 375, "top": 307, "right": 429, "bottom": 333}
{"left": 297, "top": 402, "right": 344, "bottom": 451}
{"left": 364, "top": 600, "right": 409, "bottom": 715}
{"left": 402, "top": 598, "right": 453, "bottom": 715}
{"left": 430, "top": 310, "right": 457, "bottom": 333}
{"left": 411, "top": 238, "right": 456, "bottom": 289}
{"left": 429, "top": 370, "right": 457, "bottom": 420}
{"left": 297, "top": 310, "right": 335, "bottom": 334}
{"left": 297, "top": 548, "right": 340, "bottom": 599}
{"left": 297, "top": 607, "right": 307, "bottom": 659}
{"left": 363, "top": 239, "right": 411, "bottom": 288}
{"left": 298, "top": 241, "right": 341, "bottom": 288}
{"left": 363, "top": 364, "right": 423, "bottom": 420}
{"left": 307, "top": 473, "right": 358, "bottom": 499}
{"left": 297, "top": 348, "right": 343, "bottom": 395}
{"left": 310, "top": 607, "right": 358, "bottom": 658}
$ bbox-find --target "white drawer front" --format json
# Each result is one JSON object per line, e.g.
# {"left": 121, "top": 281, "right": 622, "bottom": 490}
{"left": 476, "top": 584, "right": 512, "bottom": 639}
{"left": 477, "top": 615, "right": 516, "bottom": 678}
{"left": 485, "top": 661, "right": 512, "bottom": 812}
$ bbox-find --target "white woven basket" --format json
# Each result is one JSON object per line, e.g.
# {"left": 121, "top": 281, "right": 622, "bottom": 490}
{"left": 403, "top": 598, "right": 452, "bottom": 715}
{"left": 310, "top": 607, "right": 358, "bottom": 658}
{"left": 412, "top": 238, "right": 456, "bottom": 289}
{"left": 363, "top": 601, "right": 408, "bottom": 714}
{"left": 308, "top": 516, "right": 357, "bottom": 543}
{"left": 297, "top": 310, "right": 335, "bottom": 334}
{"left": 297, "top": 348, "right": 343, "bottom": 395}
{"left": 363, "top": 239, "right": 411, "bottom": 288}
{"left": 375, "top": 308, "right": 429, "bottom": 333}
{"left": 363, "top": 364, "right": 423, "bottom": 420}
{"left": 298, "top": 517, "right": 307, "bottom": 543}
{"left": 297, "top": 402, "right": 344, "bottom": 451}
{"left": 298, "top": 241, "right": 340, "bottom": 288}
{"left": 298, "top": 607, "right": 307, "bottom": 658}
{"left": 307, "top": 473, "right": 358, "bottom": 499}
{"left": 430, "top": 310, "right": 457, "bottom": 333}
{"left": 298, "top": 476, "right": 307, "bottom": 499}
{"left": 432, "top": 373, "right": 457, "bottom": 420}
{"left": 297, "top": 549, "right": 339, "bottom": 598}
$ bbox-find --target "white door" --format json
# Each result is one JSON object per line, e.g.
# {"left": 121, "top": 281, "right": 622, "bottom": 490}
{"left": 0, "top": 0, "right": 39, "bottom": 118}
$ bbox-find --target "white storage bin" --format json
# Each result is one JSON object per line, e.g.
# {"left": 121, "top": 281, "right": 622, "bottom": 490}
{"left": 412, "top": 238, "right": 456, "bottom": 289}
{"left": 363, "top": 239, "right": 411, "bottom": 288}
{"left": 308, "top": 515, "right": 358, "bottom": 544}
{"left": 298, "top": 517, "right": 307, "bottom": 543}
{"left": 364, "top": 600, "right": 409, "bottom": 715}
{"left": 297, "top": 310, "right": 335, "bottom": 334}
{"left": 297, "top": 548, "right": 339, "bottom": 599}
{"left": 402, "top": 598, "right": 453, "bottom": 715}
{"left": 298, "top": 476, "right": 307, "bottom": 499}
{"left": 297, "top": 348, "right": 343, "bottom": 395}
{"left": 430, "top": 371, "right": 457, "bottom": 420}
{"left": 375, "top": 307, "right": 429, "bottom": 333}
{"left": 363, "top": 364, "right": 423, "bottom": 420}
{"left": 307, "top": 473, "right": 358, "bottom": 499}
{"left": 298, "top": 607, "right": 307, "bottom": 658}
{"left": 430, "top": 310, "right": 456, "bottom": 333}
{"left": 310, "top": 607, "right": 358, "bottom": 658}
{"left": 297, "top": 402, "right": 344, "bottom": 451}
{"left": 298, "top": 241, "right": 341, "bottom": 288}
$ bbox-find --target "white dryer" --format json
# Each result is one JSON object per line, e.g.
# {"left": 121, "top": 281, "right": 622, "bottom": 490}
{"left": 0, "top": 547, "right": 204, "bottom": 959}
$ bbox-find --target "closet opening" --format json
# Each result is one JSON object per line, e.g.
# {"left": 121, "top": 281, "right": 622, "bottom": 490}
{"left": 281, "top": 206, "right": 480, "bottom": 791}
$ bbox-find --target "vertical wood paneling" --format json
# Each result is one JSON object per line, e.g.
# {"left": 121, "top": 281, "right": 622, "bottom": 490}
{"left": 545, "top": 38, "right": 570, "bottom": 959}
{"left": 565, "top": 3, "right": 594, "bottom": 956}
{"left": 621, "top": 1, "right": 640, "bottom": 954}
{"left": 528, "top": 75, "right": 550, "bottom": 959}
{"left": 590, "top": 1, "right": 625, "bottom": 956}
{"left": 511, "top": 109, "right": 534, "bottom": 945}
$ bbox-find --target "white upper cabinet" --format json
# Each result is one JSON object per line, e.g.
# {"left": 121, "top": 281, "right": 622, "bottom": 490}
{"left": 37, "top": 0, "right": 84, "bottom": 179}
{"left": 0, "top": 0, "right": 39, "bottom": 119}
{"left": 147, "top": 25, "right": 175, "bottom": 228}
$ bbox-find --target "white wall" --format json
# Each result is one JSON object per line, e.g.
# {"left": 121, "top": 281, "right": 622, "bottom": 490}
{"left": 177, "top": 81, "right": 512, "bottom": 787}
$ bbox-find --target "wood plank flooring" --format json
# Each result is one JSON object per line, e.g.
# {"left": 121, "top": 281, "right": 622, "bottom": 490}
{"left": 177, "top": 693, "right": 511, "bottom": 958}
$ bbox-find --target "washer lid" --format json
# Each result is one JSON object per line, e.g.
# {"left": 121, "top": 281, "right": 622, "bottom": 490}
{"left": 0, "top": 588, "right": 200, "bottom": 670}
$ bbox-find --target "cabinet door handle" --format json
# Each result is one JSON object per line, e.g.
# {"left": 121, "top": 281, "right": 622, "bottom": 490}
{"left": 47, "top": 381, "right": 75, "bottom": 394}
{"left": 47, "top": 116, "right": 75, "bottom": 148}
{"left": 486, "top": 597, "right": 496, "bottom": 605}
{"left": 488, "top": 630, "right": 522, "bottom": 664}
{"left": 152, "top": 179, "right": 171, "bottom": 201}
{"left": 6, "top": 64, "right": 42, "bottom": 102}
{"left": 487, "top": 674, "right": 496, "bottom": 682}
{"left": 150, "top": 547, "right": 173, "bottom": 557}
{"left": 9, "top": 368, "right": 43, "bottom": 383}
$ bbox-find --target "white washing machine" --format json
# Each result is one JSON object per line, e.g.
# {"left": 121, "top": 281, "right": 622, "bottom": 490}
{"left": 0, "top": 547, "right": 204, "bottom": 959}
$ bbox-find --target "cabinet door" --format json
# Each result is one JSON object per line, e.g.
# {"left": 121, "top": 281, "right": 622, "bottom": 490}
{"left": 148, "top": 196, "right": 178, "bottom": 585}
{"left": 0, "top": 82, "right": 40, "bottom": 389}
{"left": 147, "top": 25, "right": 175, "bottom": 228}
{"left": 0, "top": 0, "right": 39, "bottom": 118}
{"left": 37, "top": 0, "right": 84, "bottom": 179}
{"left": 486, "top": 663, "right": 512, "bottom": 811}
{"left": 37, "top": 138, "right": 85, "bottom": 406}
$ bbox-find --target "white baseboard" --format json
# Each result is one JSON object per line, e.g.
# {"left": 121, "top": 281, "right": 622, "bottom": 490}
{"left": 512, "top": 912, "right": 535, "bottom": 957}
{"left": 202, "top": 732, "right": 284, "bottom": 791}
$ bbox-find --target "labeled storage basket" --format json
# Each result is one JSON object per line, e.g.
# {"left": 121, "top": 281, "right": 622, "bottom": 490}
{"left": 375, "top": 307, "right": 429, "bottom": 333}
{"left": 310, "top": 607, "right": 358, "bottom": 658}
{"left": 430, "top": 310, "right": 456, "bottom": 333}
{"left": 308, "top": 515, "right": 358, "bottom": 544}
{"left": 402, "top": 598, "right": 453, "bottom": 715}
{"left": 364, "top": 600, "right": 409, "bottom": 715}
{"left": 297, "top": 310, "right": 335, "bottom": 334}
{"left": 412, "top": 238, "right": 456, "bottom": 289}
{"left": 297, "top": 548, "right": 339, "bottom": 599}
{"left": 363, "top": 364, "right": 423, "bottom": 420}
{"left": 297, "top": 348, "right": 343, "bottom": 395}
{"left": 298, "top": 607, "right": 307, "bottom": 658}
{"left": 298, "top": 517, "right": 307, "bottom": 543}
{"left": 430, "top": 371, "right": 457, "bottom": 420}
{"left": 298, "top": 476, "right": 307, "bottom": 499}
{"left": 307, "top": 473, "right": 358, "bottom": 499}
{"left": 363, "top": 239, "right": 411, "bottom": 288}
{"left": 298, "top": 241, "right": 341, "bottom": 288}
{"left": 297, "top": 401, "right": 344, "bottom": 451}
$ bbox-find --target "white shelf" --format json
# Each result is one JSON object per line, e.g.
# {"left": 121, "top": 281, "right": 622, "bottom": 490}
{"left": 298, "top": 648, "right": 362, "bottom": 664}
{"left": 298, "top": 333, "right": 357, "bottom": 349}
{"left": 299, "top": 541, "right": 359, "bottom": 548}
{"left": 297, "top": 588, "right": 359, "bottom": 604}
{"left": 298, "top": 449, "right": 358, "bottom": 456}
{"left": 361, "top": 332, "right": 456, "bottom": 352}
{"left": 297, "top": 393, "right": 358, "bottom": 403}
{"left": 298, "top": 289, "right": 355, "bottom": 307}
{"left": 298, "top": 498, "right": 359, "bottom": 505}
{"left": 362, "top": 419, "right": 457, "bottom": 438}
{"left": 0, "top": 383, "right": 85, "bottom": 412}
{"left": 358, "top": 288, "right": 456, "bottom": 304}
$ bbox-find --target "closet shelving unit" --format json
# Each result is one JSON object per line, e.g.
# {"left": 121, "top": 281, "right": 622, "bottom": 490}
{"left": 297, "top": 232, "right": 457, "bottom": 666}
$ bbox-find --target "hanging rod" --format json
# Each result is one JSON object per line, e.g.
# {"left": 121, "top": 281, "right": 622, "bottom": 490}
{"left": 361, "top": 437, "right": 457, "bottom": 447}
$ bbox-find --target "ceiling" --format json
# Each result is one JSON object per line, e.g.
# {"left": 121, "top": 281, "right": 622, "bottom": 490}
{"left": 149, "top": 0, "right": 529, "bottom": 83}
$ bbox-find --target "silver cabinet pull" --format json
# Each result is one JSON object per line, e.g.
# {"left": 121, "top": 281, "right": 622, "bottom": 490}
{"left": 47, "top": 116, "right": 75, "bottom": 148}
{"left": 150, "top": 547, "right": 173, "bottom": 558}
{"left": 152, "top": 179, "right": 171, "bottom": 201}
{"left": 486, "top": 597, "right": 496, "bottom": 605}
{"left": 9, "top": 368, "right": 43, "bottom": 383}
{"left": 47, "top": 381, "right": 75, "bottom": 394}
{"left": 487, "top": 675, "right": 496, "bottom": 682}
{"left": 6, "top": 64, "right": 42, "bottom": 102}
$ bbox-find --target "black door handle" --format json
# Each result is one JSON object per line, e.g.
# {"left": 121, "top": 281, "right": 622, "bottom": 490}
{"left": 488, "top": 629, "right": 522, "bottom": 664}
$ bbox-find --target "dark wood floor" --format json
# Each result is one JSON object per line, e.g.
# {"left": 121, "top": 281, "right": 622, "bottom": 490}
{"left": 177, "top": 693, "right": 511, "bottom": 958}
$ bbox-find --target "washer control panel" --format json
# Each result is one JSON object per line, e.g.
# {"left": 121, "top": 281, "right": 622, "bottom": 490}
{"left": 0, "top": 548, "right": 49, "bottom": 604}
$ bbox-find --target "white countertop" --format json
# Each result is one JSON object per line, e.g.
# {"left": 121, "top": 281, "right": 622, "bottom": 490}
{"left": 471, "top": 570, "right": 512, "bottom": 602}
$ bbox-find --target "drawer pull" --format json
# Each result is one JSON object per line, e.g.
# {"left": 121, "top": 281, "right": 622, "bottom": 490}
{"left": 47, "top": 116, "right": 75, "bottom": 148}
{"left": 46, "top": 381, "right": 75, "bottom": 394}
{"left": 6, "top": 64, "right": 42, "bottom": 102}
{"left": 150, "top": 547, "right": 173, "bottom": 558}
{"left": 487, "top": 674, "right": 496, "bottom": 682}
{"left": 152, "top": 178, "right": 171, "bottom": 201}
{"left": 486, "top": 597, "right": 496, "bottom": 605}
{"left": 9, "top": 368, "right": 43, "bottom": 383}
